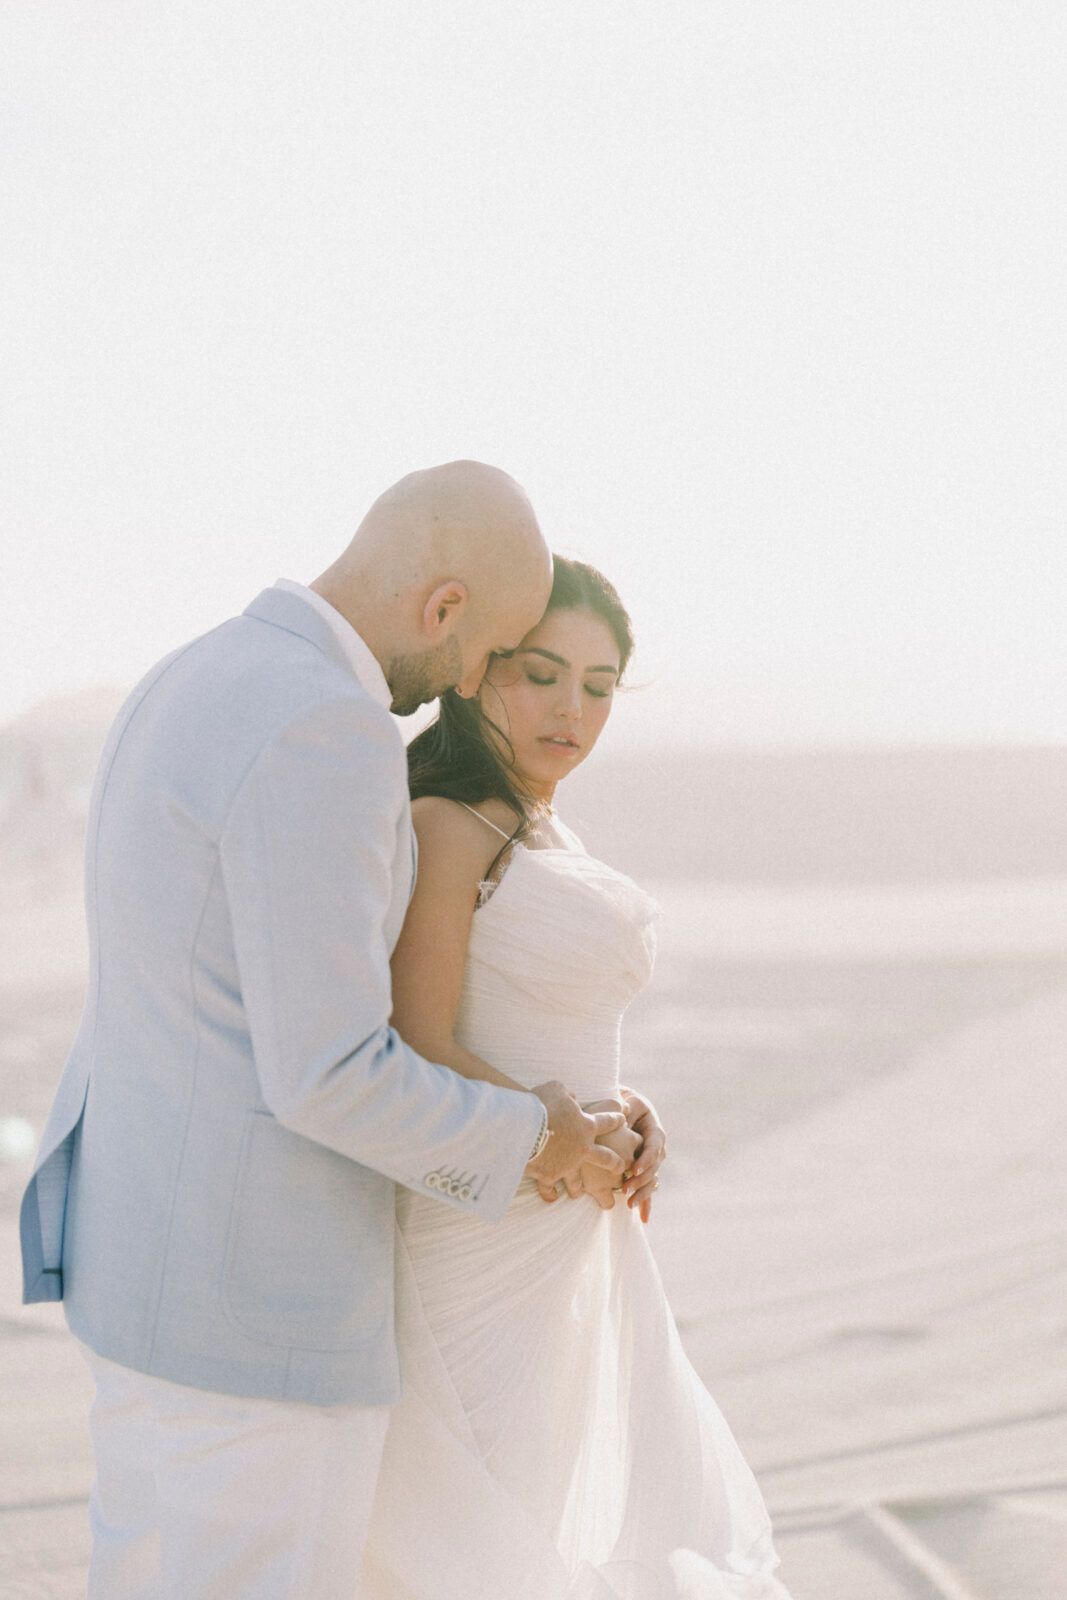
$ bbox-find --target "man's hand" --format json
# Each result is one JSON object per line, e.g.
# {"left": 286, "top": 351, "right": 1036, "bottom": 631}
{"left": 619, "top": 1087, "right": 667, "bottom": 1223}
{"left": 525, "top": 1082, "right": 627, "bottom": 1188}
{"left": 532, "top": 1096, "right": 640, "bottom": 1210}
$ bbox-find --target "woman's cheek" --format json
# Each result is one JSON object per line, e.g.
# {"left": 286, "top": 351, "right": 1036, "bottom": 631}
{"left": 515, "top": 685, "right": 547, "bottom": 735}
{"left": 592, "top": 696, "right": 613, "bottom": 729}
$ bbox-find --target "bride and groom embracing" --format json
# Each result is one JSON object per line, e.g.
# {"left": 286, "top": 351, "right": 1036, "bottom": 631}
{"left": 20, "top": 462, "right": 791, "bottom": 1599}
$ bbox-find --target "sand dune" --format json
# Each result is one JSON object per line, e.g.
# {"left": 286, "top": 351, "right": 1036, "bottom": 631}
{"left": 2, "top": 733, "right": 1066, "bottom": 1593}
{"left": 639, "top": 973, "right": 1067, "bottom": 1595}
{"left": 655, "top": 978, "right": 1067, "bottom": 1452}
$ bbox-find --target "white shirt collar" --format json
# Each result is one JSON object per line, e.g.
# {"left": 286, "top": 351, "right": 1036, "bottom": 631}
{"left": 272, "top": 579, "right": 392, "bottom": 712}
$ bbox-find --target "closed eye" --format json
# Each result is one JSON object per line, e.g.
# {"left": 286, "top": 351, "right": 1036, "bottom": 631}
{"left": 526, "top": 671, "right": 612, "bottom": 698}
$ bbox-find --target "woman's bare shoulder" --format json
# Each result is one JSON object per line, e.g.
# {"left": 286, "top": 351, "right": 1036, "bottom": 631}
{"left": 409, "top": 795, "right": 522, "bottom": 880}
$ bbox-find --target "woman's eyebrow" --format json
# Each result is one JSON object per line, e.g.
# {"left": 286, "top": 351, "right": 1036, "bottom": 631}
{"left": 522, "top": 647, "right": 619, "bottom": 675}
{"left": 522, "top": 647, "right": 569, "bottom": 667}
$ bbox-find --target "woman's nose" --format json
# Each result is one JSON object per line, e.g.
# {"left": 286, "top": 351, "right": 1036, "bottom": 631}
{"left": 556, "top": 682, "right": 582, "bottom": 718}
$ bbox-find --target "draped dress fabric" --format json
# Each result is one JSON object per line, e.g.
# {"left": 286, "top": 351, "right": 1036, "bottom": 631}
{"left": 358, "top": 836, "right": 792, "bottom": 1600}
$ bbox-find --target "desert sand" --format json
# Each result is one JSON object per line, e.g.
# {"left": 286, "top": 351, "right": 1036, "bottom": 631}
{"left": 2, "top": 734, "right": 1066, "bottom": 1595}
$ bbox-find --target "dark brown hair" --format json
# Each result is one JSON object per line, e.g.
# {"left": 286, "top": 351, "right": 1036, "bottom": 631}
{"left": 406, "top": 556, "right": 633, "bottom": 839}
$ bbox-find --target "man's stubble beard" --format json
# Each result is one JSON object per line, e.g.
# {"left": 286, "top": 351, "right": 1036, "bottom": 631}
{"left": 386, "top": 635, "right": 464, "bottom": 717}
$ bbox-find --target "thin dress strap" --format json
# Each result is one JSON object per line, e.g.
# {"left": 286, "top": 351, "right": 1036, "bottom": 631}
{"left": 457, "top": 802, "right": 514, "bottom": 841}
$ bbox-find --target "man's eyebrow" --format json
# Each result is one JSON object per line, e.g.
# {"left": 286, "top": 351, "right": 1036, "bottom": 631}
{"left": 522, "top": 647, "right": 619, "bottom": 675}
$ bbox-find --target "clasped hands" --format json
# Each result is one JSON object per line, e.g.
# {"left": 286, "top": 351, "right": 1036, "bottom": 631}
{"left": 526, "top": 1083, "right": 667, "bottom": 1223}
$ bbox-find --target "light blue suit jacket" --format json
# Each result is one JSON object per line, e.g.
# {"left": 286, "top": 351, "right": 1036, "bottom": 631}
{"left": 20, "top": 588, "right": 542, "bottom": 1405}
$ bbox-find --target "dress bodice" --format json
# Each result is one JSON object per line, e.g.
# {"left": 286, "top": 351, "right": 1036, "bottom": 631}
{"left": 453, "top": 841, "right": 658, "bottom": 1103}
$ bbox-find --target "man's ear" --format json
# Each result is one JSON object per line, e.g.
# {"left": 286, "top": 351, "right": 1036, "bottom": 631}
{"left": 421, "top": 581, "right": 468, "bottom": 639}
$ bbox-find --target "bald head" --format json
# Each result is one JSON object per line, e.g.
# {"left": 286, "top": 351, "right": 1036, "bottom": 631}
{"left": 352, "top": 460, "right": 545, "bottom": 601}
{"left": 313, "top": 460, "right": 553, "bottom": 713}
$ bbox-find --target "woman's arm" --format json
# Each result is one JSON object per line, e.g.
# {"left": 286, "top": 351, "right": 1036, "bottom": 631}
{"left": 390, "top": 797, "right": 524, "bottom": 1091}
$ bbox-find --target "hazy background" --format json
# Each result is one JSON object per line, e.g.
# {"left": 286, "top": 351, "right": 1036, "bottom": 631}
{"left": 3, "top": 6, "right": 1067, "bottom": 1598}
{"left": 2, "top": 0, "right": 1065, "bottom": 747}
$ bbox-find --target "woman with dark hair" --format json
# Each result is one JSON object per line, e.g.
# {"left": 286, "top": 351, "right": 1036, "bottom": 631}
{"left": 359, "top": 559, "right": 791, "bottom": 1598}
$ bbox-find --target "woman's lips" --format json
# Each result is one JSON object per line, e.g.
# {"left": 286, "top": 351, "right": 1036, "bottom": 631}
{"left": 539, "top": 735, "right": 579, "bottom": 753}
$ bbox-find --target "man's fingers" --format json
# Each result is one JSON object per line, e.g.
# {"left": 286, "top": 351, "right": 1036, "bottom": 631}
{"left": 562, "top": 1171, "right": 584, "bottom": 1200}
{"left": 580, "top": 1143, "right": 625, "bottom": 1176}
{"left": 586, "top": 1110, "right": 626, "bottom": 1139}
{"left": 536, "top": 1179, "right": 559, "bottom": 1203}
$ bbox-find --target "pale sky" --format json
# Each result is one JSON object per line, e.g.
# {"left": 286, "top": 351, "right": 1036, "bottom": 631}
{"left": 2, "top": 1, "right": 1064, "bottom": 747}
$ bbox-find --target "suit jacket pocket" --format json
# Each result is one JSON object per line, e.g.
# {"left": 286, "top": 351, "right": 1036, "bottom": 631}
{"left": 221, "top": 1110, "right": 393, "bottom": 1352}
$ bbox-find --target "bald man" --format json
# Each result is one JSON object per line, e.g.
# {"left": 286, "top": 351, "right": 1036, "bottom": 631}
{"left": 20, "top": 461, "right": 626, "bottom": 1600}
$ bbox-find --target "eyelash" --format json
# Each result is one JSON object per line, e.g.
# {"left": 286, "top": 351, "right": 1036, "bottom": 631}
{"left": 526, "top": 672, "right": 610, "bottom": 699}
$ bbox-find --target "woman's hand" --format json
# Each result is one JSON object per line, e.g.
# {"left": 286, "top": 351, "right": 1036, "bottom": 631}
{"left": 578, "top": 1103, "right": 641, "bottom": 1209}
{"left": 619, "top": 1087, "right": 666, "bottom": 1223}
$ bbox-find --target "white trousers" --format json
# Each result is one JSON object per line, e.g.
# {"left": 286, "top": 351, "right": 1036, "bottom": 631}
{"left": 80, "top": 1345, "right": 391, "bottom": 1600}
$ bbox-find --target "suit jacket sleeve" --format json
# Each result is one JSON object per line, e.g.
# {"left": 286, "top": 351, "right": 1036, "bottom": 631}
{"left": 218, "top": 693, "right": 541, "bottom": 1223}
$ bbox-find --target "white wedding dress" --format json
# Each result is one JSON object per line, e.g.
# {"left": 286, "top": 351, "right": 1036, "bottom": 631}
{"left": 358, "top": 827, "right": 791, "bottom": 1600}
